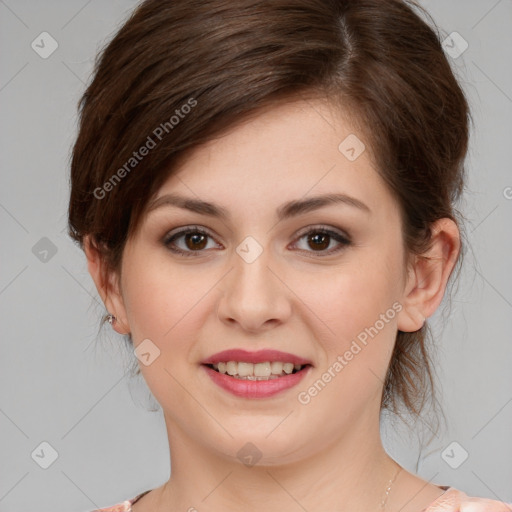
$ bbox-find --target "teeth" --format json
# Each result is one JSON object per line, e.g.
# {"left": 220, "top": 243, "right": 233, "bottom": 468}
{"left": 238, "top": 362, "right": 253, "bottom": 377}
{"left": 225, "top": 361, "right": 237, "bottom": 376}
{"left": 283, "top": 363, "right": 294, "bottom": 374}
{"left": 211, "top": 361, "right": 305, "bottom": 379}
{"left": 254, "top": 362, "right": 271, "bottom": 377}
{"left": 270, "top": 361, "right": 283, "bottom": 374}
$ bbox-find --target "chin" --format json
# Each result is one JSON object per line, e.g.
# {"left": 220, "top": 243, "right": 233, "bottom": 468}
{"left": 207, "top": 429, "right": 312, "bottom": 468}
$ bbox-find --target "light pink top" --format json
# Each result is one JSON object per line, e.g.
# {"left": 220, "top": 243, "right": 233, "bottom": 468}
{"left": 91, "top": 486, "right": 512, "bottom": 511}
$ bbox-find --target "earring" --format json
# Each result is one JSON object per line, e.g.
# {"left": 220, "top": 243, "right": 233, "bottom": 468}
{"left": 107, "top": 313, "right": 116, "bottom": 325}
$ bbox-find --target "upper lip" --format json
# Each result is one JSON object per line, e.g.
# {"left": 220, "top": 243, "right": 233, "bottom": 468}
{"left": 202, "top": 349, "right": 313, "bottom": 366}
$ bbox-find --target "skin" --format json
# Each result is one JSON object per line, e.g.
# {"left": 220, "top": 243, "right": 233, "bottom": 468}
{"left": 85, "top": 98, "right": 460, "bottom": 511}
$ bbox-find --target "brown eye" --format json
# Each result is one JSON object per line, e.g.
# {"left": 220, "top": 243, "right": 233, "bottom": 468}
{"left": 184, "top": 232, "right": 208, "bottom": 250}
{"left": 307, "top": 232, "right": 330, "bottom": 251}
{"left": 164, "top": 227, "right": 219, "bottom": 256}
{"left": 293, "top": 226, "right": 351, "bottom": 256}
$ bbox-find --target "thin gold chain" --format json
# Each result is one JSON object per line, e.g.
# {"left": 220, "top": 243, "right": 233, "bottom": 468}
{"left": 154, "top": 465, "right": 404, "bottom": 510}
{"left": 381, "top": 465, "right": 403, "bottom": 510}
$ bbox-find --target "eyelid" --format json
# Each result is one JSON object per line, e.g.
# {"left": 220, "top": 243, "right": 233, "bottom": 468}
{"left": 293, "top": 224, "right": 351, "bottom": 241}
{"left": 163, "top": 224, "right": 212, "bottom": 240}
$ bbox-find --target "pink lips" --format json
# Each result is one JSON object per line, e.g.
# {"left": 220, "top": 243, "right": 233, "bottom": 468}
{"left": 201, "top": 349, "right": 313, "bottom": 399}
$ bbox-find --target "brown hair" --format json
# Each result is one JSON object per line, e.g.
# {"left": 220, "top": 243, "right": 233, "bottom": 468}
{"left": 68, "top": 0, "right": 471, "bottom": 424}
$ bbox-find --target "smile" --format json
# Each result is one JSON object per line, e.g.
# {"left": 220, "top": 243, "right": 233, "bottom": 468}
{"left": 201, "top": 348, "right": 313, "bottom": 398}
{"left": 207, "top": 361, "right": 306, "bottom": 380}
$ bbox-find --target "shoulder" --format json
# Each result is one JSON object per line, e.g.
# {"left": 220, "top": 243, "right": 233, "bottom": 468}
{"left": 90, "top": 500, "right": 132, "bottom": 512}
{"left": 90, "top": 490, "right": 151, "bottom": 512}
{"left": 425, "top": 487, "right": 512, "bottom": 511}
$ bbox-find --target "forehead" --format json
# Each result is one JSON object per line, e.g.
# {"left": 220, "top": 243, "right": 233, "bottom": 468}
{"left": 153, "top": 98, "right": 397, "bottom": 220}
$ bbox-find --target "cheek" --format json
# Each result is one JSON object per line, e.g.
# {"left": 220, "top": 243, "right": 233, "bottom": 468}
{"left": 300, "top": 259, "right": 401, "bottom": 348}
{"left": 292, "top": 269, "right": 400, "bottom": 423}
{"left": 292, "top": 250, "right": 403, "bottom": 416}
{"left": 121, "top": 251, "right": 205, "bottom": 343}
{"left": 119, "top": 254, "right": 210, "bottom": 411}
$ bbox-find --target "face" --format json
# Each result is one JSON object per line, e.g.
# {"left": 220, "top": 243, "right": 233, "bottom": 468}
{"left": 106, "top": 98, "right": 415, "bottom": 464}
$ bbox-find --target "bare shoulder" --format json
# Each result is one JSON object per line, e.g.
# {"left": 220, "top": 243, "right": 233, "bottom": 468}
{"left": 389, "top": 470, "right": 512, "bottom": 512}
{"left": 387, "top": 470, "right": 450, "bottom": 512}
{"left": 130, "top": 485, "right": 163, "bottom": 512}
{"left": 92, "top": 501, "right": 132, "bottom": 512}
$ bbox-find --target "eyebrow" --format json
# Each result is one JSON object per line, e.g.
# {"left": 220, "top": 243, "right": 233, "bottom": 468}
{"left": 146, "top": 192, "right": 371, "bottom": 221}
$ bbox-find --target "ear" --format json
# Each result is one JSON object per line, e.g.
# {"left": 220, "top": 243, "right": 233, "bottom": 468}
{"left": 397, "top": 218, "right": 461, "bottom": 332}
{"left": 84, "top": 235, "right": 131, "bottom": 335}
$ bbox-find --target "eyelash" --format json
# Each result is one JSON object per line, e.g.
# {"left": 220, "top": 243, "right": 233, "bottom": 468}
{"left": 163, "top": 224, "right": 352, "bottom": 258}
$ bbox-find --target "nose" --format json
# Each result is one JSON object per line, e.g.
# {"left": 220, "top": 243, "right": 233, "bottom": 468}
{"left": 216, "top": 247, "right": 292, "bottom": 333}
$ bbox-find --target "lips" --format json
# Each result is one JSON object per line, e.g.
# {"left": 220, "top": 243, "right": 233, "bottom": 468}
{"left": 201, "top": 349, "right": 313, "bottom": 399}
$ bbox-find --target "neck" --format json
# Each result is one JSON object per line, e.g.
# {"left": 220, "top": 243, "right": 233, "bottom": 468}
{"left": 158, "top": 409, "right": 400, "bottom": 512}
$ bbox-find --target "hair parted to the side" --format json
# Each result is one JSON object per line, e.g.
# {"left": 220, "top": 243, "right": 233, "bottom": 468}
{"left": 68, "top": 0, "right": 471, "bottom": 426}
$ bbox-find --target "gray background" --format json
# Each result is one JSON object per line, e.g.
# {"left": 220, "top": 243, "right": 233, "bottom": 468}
{"left": 0, "top": 1, "right": 511, "bottom": 510}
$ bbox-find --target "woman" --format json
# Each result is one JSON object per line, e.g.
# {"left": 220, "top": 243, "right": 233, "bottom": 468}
{"left": 67, "top": 0, "right": 511, "bottom": 510}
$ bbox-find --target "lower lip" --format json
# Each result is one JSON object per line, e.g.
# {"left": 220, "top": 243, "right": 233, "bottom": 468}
{"left": 202, "top": 364, "right": 311, "bottom": 399}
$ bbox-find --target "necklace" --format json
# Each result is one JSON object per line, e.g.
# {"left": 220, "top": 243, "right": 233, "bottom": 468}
{"left": 380, "top": 464, "right": 403, "bottom": 510}
{"left": 154, "top": 464, "right": 404, "bottom": 511}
